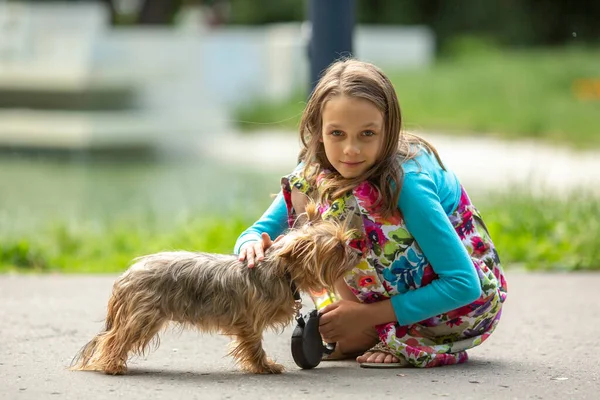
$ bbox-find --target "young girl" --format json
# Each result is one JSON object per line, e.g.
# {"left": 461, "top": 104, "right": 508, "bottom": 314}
{"left": 234, "top": 59, "right": 507, "bottom": 368}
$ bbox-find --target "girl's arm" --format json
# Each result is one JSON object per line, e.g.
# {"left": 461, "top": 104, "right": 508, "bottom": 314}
{"left": 235, "top": 163, "right": 306, "bottom": 255}
{"left": 389, "top": 171, "right": 482, "bottom": 326}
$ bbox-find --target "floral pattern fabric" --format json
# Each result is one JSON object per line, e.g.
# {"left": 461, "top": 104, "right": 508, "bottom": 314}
{"left": 282, "top": 168, "right": 507, "bottom": 368}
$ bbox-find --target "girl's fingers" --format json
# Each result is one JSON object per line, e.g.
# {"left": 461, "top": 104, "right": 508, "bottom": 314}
{"left": 320, "top": 332, "right": 338, "bottom": 343}
{"left": 261, "top": 232, "right": 272, "bottom": 247}
{"left": 254, "top": 243, "right": 264, "bottom": 261}
{"left": 240, "top": 236, "right": 271, "bottom": 268}
{"left": 246, "top": 247, "right": 255, "bottom": 268}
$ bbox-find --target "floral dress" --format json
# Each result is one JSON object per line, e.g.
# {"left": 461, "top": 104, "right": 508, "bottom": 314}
{"left": 281, "top": 168, "right": 507, "bottom": 368}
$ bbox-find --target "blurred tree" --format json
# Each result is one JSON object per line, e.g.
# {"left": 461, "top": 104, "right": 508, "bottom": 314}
{"left": 29, "top": 0, "right": 599, "bottom": 45}
{"left": 137, "top": 0, "right": 182, "bottom": 24}
{"left": 226, "top": 0, "right": 303, "bottom": 25}
{"left": 220, "top": 0, "right": 599, "bottom": 49}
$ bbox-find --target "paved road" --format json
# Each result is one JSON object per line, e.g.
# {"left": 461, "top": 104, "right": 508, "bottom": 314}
{"left": 1, "top": 272, "right": 598, "bottom": 399}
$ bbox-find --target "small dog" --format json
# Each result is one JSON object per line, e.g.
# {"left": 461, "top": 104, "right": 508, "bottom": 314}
{"left": 70, "top": 204, "right": 361, "bottom": 375}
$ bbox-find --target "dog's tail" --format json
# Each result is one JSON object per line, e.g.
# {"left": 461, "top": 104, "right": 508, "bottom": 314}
{"left": 70, "top": 333, "right": 104, "bottom": 371}
{"left": 69, "top": 287, "right": 125, "bottom": 374}
{"left": 69, "top": 316, "right": 114, "bottom": 372}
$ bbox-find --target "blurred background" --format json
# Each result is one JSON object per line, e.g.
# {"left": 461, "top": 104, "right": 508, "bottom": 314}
{"left": 0, "top": 0, "right": 599, "bottom": 273}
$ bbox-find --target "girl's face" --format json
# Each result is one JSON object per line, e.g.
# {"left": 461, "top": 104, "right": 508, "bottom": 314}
{"left": 321, "top": 95, "right": 385, "bottom": 179}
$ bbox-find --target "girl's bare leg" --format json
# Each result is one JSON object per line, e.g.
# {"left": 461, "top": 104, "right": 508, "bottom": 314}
{"left": 325, "top": 280, "right": 399, "bottom": 364}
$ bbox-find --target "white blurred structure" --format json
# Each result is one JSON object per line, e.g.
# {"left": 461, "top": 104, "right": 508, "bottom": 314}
{"left": 0, "top": 1, "right": 434, "bottom": 151}
{"left": 201, "top": 22, "right": 434, "bottom": 105}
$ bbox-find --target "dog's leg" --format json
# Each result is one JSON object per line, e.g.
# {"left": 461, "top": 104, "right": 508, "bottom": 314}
{"left": 228, "top": 326, "right": 284, "bottom": 374}
{"left": 111, "top": 312, "right": 166, "bottom": 375}
{"left": 94, "top": 297, "right": 166, "bottom": 375}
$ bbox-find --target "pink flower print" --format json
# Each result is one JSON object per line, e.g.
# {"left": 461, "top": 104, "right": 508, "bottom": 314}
{"left": 479, "top": 332, "right": 491, "bottom": 344}
{"left": 426, "top": 356, "right": 443, "bottom": 368}
{"left": 408, "top": 325, "right": 426, "bottom": 338}
{"left": 445, "top": 317, "right": 464, "bottom": 328}
{"left": 362, "top": 291, "right": 387, "bottom": 304}
{"left": 349, "top": 238, "right": 368, "bottom": 255}
{"left": 395, "top": 324, "right": 409, "bottom": 338}
{"left": 499, "top": 272, "right": 508, "bottom": 292}
{"left": 318, "top": 204, "right": 328, "bottom": 214}
{"left": 493, "top": 267, "right": 501, "bottom": 281}
{"left": 421, "top": 265, "right": 438, "bottom": 286}
{"left": 418, "top": 316, "right": 439, "bottom": 327}
{"left": 458, "top": 189, "right": 470, "bottom": 209}
{"left": 404, "top": 339, "right": 425, "bottom": 358}
{"left": 446, "top": 303, "right": 474, "bottom": 319}
{"left": 471, "top": 236, "right": 488, "bottom": 255}
{"left": 376, "top": 322, "right": 396, "bottom": 339}
{"left": 354, "top": 182, "right": 403, "bottom": 225}
{"left": 462, "top": 209, "right": 473, "bottom": 224}
{"left": 417, "top": 345, "right": 435, "bottom": 354}
{"left": 355, "top": 181, "right": 379, "bottom": 204}
{"left": 456, "top": 215, "right": 475, "bottom": 239}
{"left": 382, "top": 280, "right": 395, "bottom": 294}
{"left": 365, "top": 223, "right": 386, "bottom": 248}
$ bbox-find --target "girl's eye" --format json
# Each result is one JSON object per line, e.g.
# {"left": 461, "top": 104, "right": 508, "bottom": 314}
{"left": 363, "top": 130, "right": 375, "bottom": 137}
{"left": 331, "top": 130, "right": 344, "bottom": 137}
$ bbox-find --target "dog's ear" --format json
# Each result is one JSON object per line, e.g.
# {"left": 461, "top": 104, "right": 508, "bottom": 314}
{"left": 291, "top": 192, "right": 321, "bottom": 227}
{"left": 274, "top": 234, "right": 314, "bottom": 265}
{"left": 304, "top": 200, "right": 321, "bottom": 225}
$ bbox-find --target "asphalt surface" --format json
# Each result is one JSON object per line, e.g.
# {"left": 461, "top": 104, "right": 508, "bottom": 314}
{"left": 1, "top": 272, "right": 598, "bottom": 400}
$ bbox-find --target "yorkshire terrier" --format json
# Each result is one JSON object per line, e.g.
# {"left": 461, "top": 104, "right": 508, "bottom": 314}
{"left": 70, "top": 204, "right": 361, "bottom": 375}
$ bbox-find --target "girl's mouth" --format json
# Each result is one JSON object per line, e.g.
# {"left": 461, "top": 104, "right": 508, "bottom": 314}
{"left": 341, "top": 161, "right": 364, "bottom": 166}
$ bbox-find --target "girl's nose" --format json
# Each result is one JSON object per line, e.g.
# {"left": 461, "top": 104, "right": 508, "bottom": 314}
{"left": 344, "top": 142, "right": 360, "bottom": 155}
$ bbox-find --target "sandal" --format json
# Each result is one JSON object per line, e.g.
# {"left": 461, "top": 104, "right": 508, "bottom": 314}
{"left": 359, "top": 342, "right": 410, "bottom": 369}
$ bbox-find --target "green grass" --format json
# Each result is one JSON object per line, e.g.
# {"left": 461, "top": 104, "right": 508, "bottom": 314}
{"left": 0, "top": 215, "right": 254, "bottom": 273}
{"left": 477, "top": 190, "right": 600, "bottom": 271}
{"left": 234, "top": 47, "right": 600, "bottom": 148}
{"left": 0, "top": 155, "right": 283, "bottom": 274}
{"left": 1, "top": 190, "right": 599, "bottom": 273}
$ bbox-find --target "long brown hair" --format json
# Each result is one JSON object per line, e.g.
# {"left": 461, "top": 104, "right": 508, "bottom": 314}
{"left": 298, "top": 59, "right": 444, "bottom": 218}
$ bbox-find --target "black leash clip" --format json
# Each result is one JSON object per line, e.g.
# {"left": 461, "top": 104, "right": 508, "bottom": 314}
{"left": 291, "top": 309, "right": 336, "bottom": 369}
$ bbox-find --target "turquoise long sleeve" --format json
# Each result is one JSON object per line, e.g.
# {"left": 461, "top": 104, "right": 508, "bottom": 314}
{"left": 391, "top": 171, "right": 481, "bottom": 326}
{"left": 233, "top": 192, "right": 288, "bottom": 254}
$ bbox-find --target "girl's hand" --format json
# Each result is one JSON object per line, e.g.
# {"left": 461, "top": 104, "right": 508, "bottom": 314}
{"left": 318, "top": 300, "right": 371, "bottom": 343}
{"left": 238, "top": 233, "right": 284, "bottom": 268}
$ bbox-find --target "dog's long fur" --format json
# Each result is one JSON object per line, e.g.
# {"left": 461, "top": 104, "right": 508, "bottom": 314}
{"left": 70, "top": 204, "right": 361, "bottom": 374}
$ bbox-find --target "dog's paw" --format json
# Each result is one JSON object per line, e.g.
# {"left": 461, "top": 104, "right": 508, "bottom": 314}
{"left": 103, "top": 364, "right": 128, "bottom": 375}
{"left": 262, "top": 362, "right": 285, "bottom": 374}
{"left": 242, "top": 360, "right": 285, "bottom": 374}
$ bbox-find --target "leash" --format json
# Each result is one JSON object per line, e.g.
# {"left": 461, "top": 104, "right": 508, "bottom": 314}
{"left": 287, "top": 273, "right": 336, "bottom": 369}
{"left": 285, "top": 273, "right": 303, "bottom": 319}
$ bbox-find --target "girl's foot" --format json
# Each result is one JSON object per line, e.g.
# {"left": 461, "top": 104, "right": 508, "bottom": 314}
{"left": 356, "top": 351, "right": 399, "bottom": 364}
{"left": 357, "top": 342, "right": 410, "bottom": 368}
